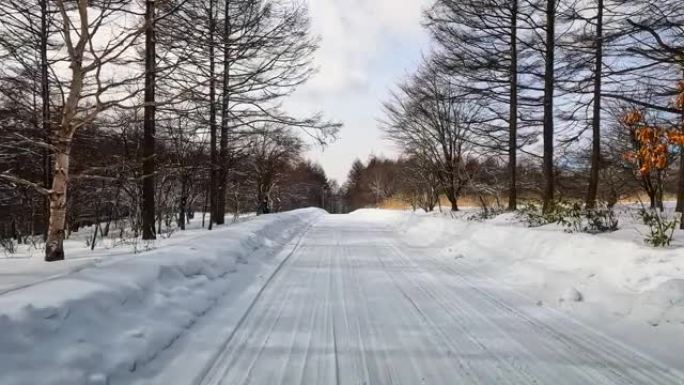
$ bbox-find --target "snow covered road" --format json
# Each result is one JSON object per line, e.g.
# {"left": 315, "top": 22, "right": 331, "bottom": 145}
{"left": 193, "top": 214, "right": 682, "bottom": 385}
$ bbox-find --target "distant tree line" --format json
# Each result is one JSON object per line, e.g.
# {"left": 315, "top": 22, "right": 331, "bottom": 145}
{"left": 0, "top": 0, "right": 339, "bottom": 260}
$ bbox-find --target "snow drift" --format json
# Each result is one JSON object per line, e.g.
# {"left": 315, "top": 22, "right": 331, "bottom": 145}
{"left": 390, "top": 210, "right": 684, "bottom": 368}
{"left": 0, "top": 208, "right": 325, "bottom": 385}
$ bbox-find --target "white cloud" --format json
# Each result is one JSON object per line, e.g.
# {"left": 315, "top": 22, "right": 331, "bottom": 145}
{"left": 306, "top": 0, "right": 427, "bottom": 89}
{"left": 287, "top": 0, "right": 432, "bottom": 182}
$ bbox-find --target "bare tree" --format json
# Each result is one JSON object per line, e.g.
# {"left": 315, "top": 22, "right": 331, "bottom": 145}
{"left": 0, "top": 1, "right": 146, "bottom": 260}
{"left": 383, "top": 64, "right": 480, "bottom": 211}
{"left": 426, "top": 0, "right": 531, "bottom": 210}
{"left": 246, "top": 124, "right": 303, "bottom": 215}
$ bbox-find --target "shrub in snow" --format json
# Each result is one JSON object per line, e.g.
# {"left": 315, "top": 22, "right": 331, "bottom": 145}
{"left": 584, "top": 206, "right": 620, "bottom": 233}
{"left": 638, "top": 207, "right": 679, "bottom": 247}
{"left": 0, "top": 236, "right": 16, "bottom": 255}
{"left": 517, "top": 202, "right": 548, "bottom": 227}
{"left": 516, "top": 200, "right": 578, "bottom": 229}
{"left": 467, "top": 207, "right": 505, "bottom": 222}
{"left": 517, "top": 200, "right": 619, "bottom": 234}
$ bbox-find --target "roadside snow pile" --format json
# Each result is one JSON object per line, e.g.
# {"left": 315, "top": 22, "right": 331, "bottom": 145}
{"left": 0, "top": 208, "right": 324, "bottom": 385}
{"left": 394, "top": 210, "right": 684, "bottom": 367}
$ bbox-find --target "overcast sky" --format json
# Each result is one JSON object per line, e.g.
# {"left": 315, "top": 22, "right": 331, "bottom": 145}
{"left": 285, "top": 0, "right": 432, "bottom": 184}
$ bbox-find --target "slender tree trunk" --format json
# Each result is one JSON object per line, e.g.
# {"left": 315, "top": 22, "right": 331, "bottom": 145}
{"left": 445, "top": 185, "right": 459, "bottom": 212}
{"left": 46, "top": 147, "right": 70, "bottom": 261}
{"left": 450, "top": 199, "right": 459, "bottom": 212}
{"left": 141, "top": 0, "right": 157, "bottom": 240}
{"left": 178, "top": 180, "right": 187, "bottom": 231}
{"left": 217, "top": 0, "right": 231, "bottom": 225}
{"left": 479, "top": 195, "right": 489, "bottom": 216}
{"left": 678, "top": 128, "right": 684, "bottom": 213}
{"left": 542, "top": 0, "right": 556, "bottom": 213}
{"left": 45, "top": 26, "right": 86, "bottom": 261}
{"left": 657, "top": 172, "right": 665, "bottom": 212}
{"left": 233, "top": 187, "right": 240, "bottom": 222}
{"left": 208, "top": 0, "right": 218, "bottom": 229}
{"left": 11, "top": 217, "right": 18, "bottom": 242}
{"left": 257, "top": 188, "right": 266, "bottom": 215}
{"left": 586, "top": 0, "right": 604, "bottom": 209}
{"left": 90, "top": 202, "right": 100, "bottom": 251}
{"left": 202, "top": 182, "right": 209, "bottom": 229}
{"left": 40, "top": 0, "right": 51, "bottom": 241}
{"left": 508, "top": 0, "right": 518, "bottom": 211}
{"left": 649, "top": 192, "right": 656, "bottom": 210}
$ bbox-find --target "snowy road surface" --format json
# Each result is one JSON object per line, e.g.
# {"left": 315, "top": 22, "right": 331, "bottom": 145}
{"left": 192, "top": 214, "right": 682, "bottom": 385}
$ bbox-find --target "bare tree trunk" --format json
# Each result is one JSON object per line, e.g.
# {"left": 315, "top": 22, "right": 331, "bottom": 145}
{"left": 90, "top": 201, "right": 100, "bottom": 251}
{"left": 233, "top": 186, "right": 240, "bottom": 222}
{"left": 678, "top": 128, "right": 684, "bottom": 213}
{"left": 10, "top": 217, "right": 18, "bottom": 242}
{"left": 141, "top": 0, "right": 157, "bottom": 240}
{"left": 45, "top": 16, "right": 87, "bottom": 261}
{"left": 445, "top": 186, "right": 459, "bottom": 212}
{"left": 216, "top": 0, "right": 231, "bottom": 226}
{"left": 656, "top": 172, "right": 665, "bottom": 212}
{"left": 46, "top": 148, "right": 70, "bottom": 261}
{"left": 450, "top": 199, "right": 459, "bottom": 212}
{"left": 586, "top": 0, "right": 603, "bottom": 210}
{"left": 202, "top": 181, "right": 209, "bottom": 228}
{"left": 208, "top": 0, "right": 218, "bottom": 229}
{"left": 479, "top": 195, "right": 489, "bottom": 216}
{"left": 40, "top": 0, "right": 51, "bottom": 241}
{"left": 542, "top": 0, "right": 556, "bottom": 213}
{"left": 178, "top": 178, "right": 187, "bottom": 231}
{"left": 508, "top": 0, "right": 518, "bottom": 211}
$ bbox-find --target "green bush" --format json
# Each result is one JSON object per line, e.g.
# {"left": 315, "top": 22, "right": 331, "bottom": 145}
{"left": 467, "top": 207, "right": 505, "bottom": 222}
{"left": 517, "top": 202, "right": 548, "bottom": 227}
{"left": 584, "top": 205, "right": 620, "bottom": 233}
{"left": 638, "top": 208, "right": 678, "bottom": 247}
{"left": 518, "top": 200, "right": 619, "bottom": 234}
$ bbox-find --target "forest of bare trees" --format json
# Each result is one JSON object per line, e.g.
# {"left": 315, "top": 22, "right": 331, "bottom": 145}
{"left": 5, "top": 0, "right": 684, "bottom": 260}
{"left": 0, "top": 0, "right": 339, "bottom": 261}
{"left": 356, "top": 0, "right": 684, "bottom": 226}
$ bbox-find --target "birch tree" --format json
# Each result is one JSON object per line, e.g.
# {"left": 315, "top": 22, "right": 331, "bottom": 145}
{"left": 0, "top": 1, "right": 145, "bottom": 261}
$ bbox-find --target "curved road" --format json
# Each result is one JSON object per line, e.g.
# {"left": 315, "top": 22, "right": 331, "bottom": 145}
{"left": 197, "top": 214, "right": 682, "bottom": 385}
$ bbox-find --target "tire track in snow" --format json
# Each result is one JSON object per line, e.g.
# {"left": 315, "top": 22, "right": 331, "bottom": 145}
{"left": 194, "top": 215, "right": 683, "bottom": 385}
{"left": 194, "top": 221, "right": 318, "bottom": 385}
{"left": 391, "top": 240, "right": 684, "bottom": 384}
{"left": 379, "top": 241, "right": 538, "bottom": 384}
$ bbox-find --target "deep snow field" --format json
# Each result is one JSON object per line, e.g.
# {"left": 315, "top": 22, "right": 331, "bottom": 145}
{"left": 1, "top": 206, "right": 683, "bottom": 384}
{"left": 383, "top": 206, "right": 684, "bottom": 369}
{"left": 0, "top": 209, "right": 326, "bottom": 385}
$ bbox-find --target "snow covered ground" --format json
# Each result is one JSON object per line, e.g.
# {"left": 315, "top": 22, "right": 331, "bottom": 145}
{"left": 0, "top": 213, "right": 258, "bottom": 294}
{"left": 0, "top": 208, "right": 325, "bottom": 385}
{"left": 1, "top": 208, "right": 683, "bottom": 384}
{"left": 387, "top": 207, "right": 684, "bottom": 369}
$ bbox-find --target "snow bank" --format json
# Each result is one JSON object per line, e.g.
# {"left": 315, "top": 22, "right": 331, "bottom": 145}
{"left": 0, "top": 208, "right": 325, "bottom": 385}
{"left": 393, "top": 211, "right": 684, "bottom": 367}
